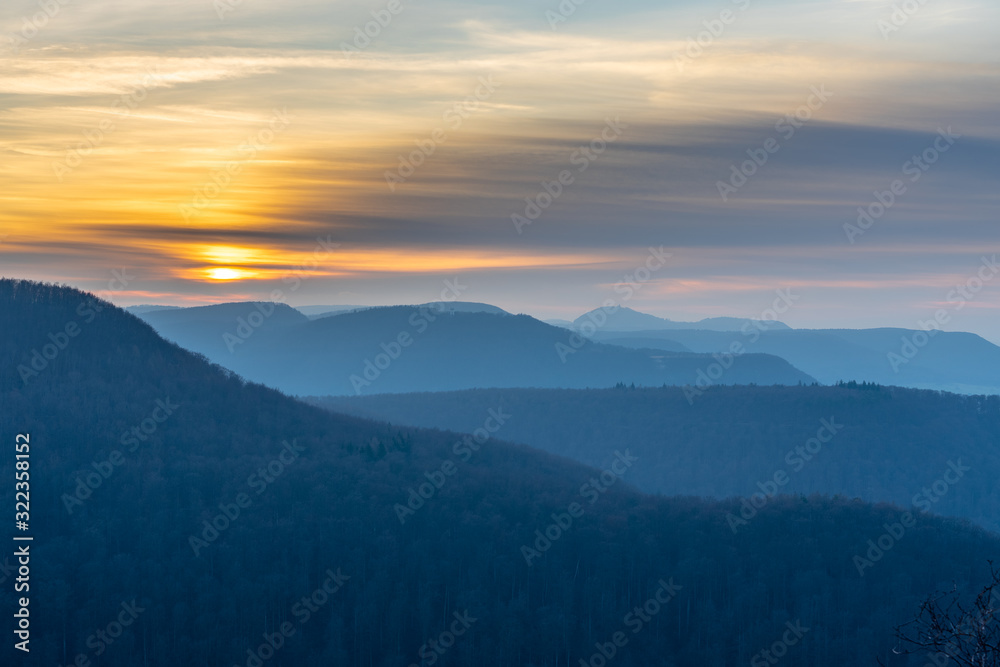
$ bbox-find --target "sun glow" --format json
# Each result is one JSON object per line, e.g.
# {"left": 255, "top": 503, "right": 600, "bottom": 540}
{"left": 200, "top": 245, "right": 261, "bottom": 265}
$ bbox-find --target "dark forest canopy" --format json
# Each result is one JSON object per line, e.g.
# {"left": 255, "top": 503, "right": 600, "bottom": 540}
{"left": 1, "top": 279, "right": 998, "bottom": 666}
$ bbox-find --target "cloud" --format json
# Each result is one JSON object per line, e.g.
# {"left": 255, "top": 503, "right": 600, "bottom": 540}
{"left": 0, "top": 0, "right": 996, "bottom": 338}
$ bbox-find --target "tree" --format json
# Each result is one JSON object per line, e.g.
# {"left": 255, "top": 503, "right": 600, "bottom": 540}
{"left": 882, "top": 562, "right": 1000, "bottom": 666}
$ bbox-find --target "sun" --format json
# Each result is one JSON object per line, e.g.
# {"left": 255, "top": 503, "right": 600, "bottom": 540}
{"left": 206, "top": 267, "right": 246, "bottom": 281}
{"left": 185, "top": 265, "right": 270, "bottom": 281}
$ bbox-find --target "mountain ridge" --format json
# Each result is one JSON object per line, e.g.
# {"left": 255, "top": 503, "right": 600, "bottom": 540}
{"left": 571, "top": 305, "right": 791, "bottom": 332}
{"left": 1, "top": 278, "right": 998, "bottom": 666}
{"left": 129, "top": 301, "right": 814, "bottom": 396}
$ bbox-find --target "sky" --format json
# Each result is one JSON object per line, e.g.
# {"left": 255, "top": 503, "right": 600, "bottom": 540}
{"left": 1, "top": 0, "right": 998, "bottom": 340}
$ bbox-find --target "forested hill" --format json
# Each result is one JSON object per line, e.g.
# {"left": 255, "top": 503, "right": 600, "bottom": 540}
{"left": 311, "top": 384, "right": 1000, "bottom": 531}
{"left": 2, "top": 278, "right": 1000, "bottom": 666}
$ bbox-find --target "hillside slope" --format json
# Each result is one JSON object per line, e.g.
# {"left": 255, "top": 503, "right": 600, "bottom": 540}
{"left": 313, "top": 384, "right": 1000, "bottom": 531}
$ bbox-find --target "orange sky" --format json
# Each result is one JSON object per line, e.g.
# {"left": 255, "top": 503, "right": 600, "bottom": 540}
{"left": 1, "top": 0, "right": 997, "bottom": 336}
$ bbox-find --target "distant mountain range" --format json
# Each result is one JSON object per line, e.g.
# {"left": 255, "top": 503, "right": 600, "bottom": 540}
{"left": 125, "top": 304, "right": 183, "bottom": 315}
{"left": 133, "top": 302, "right": 813, "bottom": 396}
{"left": 294, "top": 304, "right": 371, "bottom": 319}
{"left": 294, "top": 302, "right": 510, "bottom": 320}
{"left": 569, "top": 306, "right": 791, "bottom": 332}
{"left": 129, "top": 301, "right": 1000, "bottom": 396}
